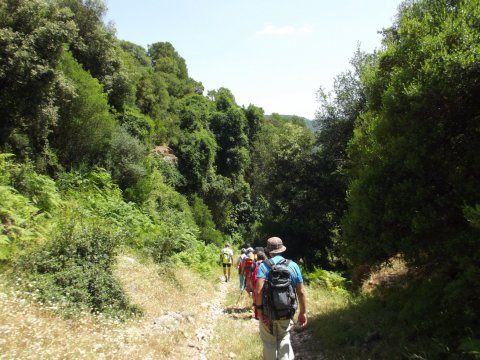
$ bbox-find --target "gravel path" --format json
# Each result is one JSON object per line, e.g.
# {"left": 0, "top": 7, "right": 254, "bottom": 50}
{"left": 182, "top": 277, "right": 230, "bottom": 360}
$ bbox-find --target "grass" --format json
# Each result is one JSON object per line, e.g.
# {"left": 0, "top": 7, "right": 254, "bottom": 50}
{"left": 6, "top": 252, "right": 468, "bottom": 359}
{"left": 303, "top": 258, "right": 414, "bottom": 360}
{"left": 0, "top": 252, "right": 219, "bottom": 359}
{"left": 206, "top": 282, "right": 263, "bottom": 359}
{"left": 304, "top": 257, "right": 480, "bottom": 360}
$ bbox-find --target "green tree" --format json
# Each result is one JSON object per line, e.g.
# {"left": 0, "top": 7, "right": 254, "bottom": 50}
{"left": 210, "top": 106, "right": 249, "bottom": 177}
{"left": 342, "top": 0, "right": 480, "bottom": 352}
{"left": 249, "top": 119, "right": 315, "bottom": 258}
{"left": 58, "top": 0, "right": 131, "bottom": 111}
{"left": 0, "top": 0, "right": 75, "bottom": 169}
{"left": 190, "top": 195, "right": 223, "bottom": 246}
{"left": 52, "top": 50, "right": 116, "bottom": 168}
{"left": 293, "top": 48, "right": 373, "bottom": 268}
{"left": 147, "top": 41, "right": 202, "bottom": 99}
{"left": 243, "top": 104, "right": 264, "bottom": 146}
{"left": 175, "top": 129, "right": 217, "bottom": 193}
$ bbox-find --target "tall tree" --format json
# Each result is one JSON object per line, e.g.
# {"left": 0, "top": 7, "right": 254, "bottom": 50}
{"left": 249, "top": 118, "right": 315, "bottom": 259}
{"left": 342, "top": 0, "right": 480, "bottom": 349}
{"left": 58, "top": 0, "right": 131, "bottom": 111}
{"left": 52, "top": 50, "right": 116, "bottom": 168}
{"left": 0, "top": 0, "right": 75, "bottom": 170}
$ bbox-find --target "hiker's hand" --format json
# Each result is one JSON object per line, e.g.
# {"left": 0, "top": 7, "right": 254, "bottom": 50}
{"left": 297, "top": 312, "right": 307, "bottom": 328}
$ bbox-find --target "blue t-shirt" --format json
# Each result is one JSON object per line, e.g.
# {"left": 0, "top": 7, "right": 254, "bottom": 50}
{"left": 257, "top": 255, "right": 303, "bottom": 288}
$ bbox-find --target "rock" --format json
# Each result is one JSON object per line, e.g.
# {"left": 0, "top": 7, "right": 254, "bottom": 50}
{"left": 0, "top": 325, "right": 11, "bottom": 333}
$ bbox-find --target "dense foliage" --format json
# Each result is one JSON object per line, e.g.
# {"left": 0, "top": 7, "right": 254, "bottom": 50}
{"left": 341, "top": 0, "right": 480, "bottom": 356}
{"left": 1, "top": 0, "right": 479, "bottom": 356}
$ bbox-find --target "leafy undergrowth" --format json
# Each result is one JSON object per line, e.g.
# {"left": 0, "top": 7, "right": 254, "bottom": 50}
{"left": 307, "top": 260, "right": 480, "bottom": 360}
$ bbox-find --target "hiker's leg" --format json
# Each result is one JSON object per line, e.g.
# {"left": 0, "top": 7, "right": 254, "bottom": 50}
{"left": 276, "top": 320, "right": 294, "bottom": 360}
{"left": 259, "top": 320, "right": 277, "bottom": 360}
{"left": 222, "top": 264, "right": 227, "bottom": 281}
{"left": 227, "top": 264, "right": 231, "bottom": 281}
{"left": 239, "top": 274, "right": 245, "bottom": 290}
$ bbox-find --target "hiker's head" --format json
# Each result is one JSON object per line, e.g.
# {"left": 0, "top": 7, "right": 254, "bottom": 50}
{"left": 254, "top": 246, "right": 264, "bottom": 254}
{"left": 256, "top": 251, "right": 266, "bottom": 261}
{"left": 225, "top": 242, "right": 230, "bottom": 247}
{"left": 265, "top": 237, "right": 286, "bottom": 256}
{"left": 241, "top": 248, "right": 246, "bottom": 254}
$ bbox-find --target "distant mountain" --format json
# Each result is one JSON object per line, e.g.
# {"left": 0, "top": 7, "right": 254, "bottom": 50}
{"left": 264, "top": 114, "right": 315, "bottom": 132}
{"left": 304, "top": 118, "right": 315, "bottom": 132}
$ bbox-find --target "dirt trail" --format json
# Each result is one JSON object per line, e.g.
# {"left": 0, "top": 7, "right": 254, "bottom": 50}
{"left": 291, "top": 326, "right": 326, "bottom": 360}
{"left": 0, "top": 256, "right": 325, "bottom": 360}
{"left": 185, "top": 275, "right": 325, "bottom": 360}
{"left": 179, "top": 277, "right": 230, "bottom": 360}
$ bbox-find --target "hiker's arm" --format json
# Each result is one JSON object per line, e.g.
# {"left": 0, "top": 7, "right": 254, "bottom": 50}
{"left": 296, "top": 282, "right": 308, "bottom": 327}
{"left": 255, "top": 279, "right": 264, "bottom": 302}
{"left": 255, "top": 278, "right": 270, "bottom": 327}
{"left": 255, "top": 278, "right": 264, "bottom": 310}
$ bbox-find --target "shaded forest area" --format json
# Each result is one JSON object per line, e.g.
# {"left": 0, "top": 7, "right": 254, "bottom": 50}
{"left": 1, "top": 0, "right": 479, "bottom": 358}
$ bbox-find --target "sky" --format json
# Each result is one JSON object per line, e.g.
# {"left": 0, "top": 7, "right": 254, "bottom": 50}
{"left": 105, "top": 0, "right": 403, "bottom": 120}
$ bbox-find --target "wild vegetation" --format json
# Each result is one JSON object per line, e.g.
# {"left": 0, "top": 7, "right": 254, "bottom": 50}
{"left": 1, "top": 0, "right": 479, "bottom": 358}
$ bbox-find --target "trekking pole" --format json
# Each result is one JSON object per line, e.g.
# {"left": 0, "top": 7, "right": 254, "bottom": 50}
{"left": 235, "top": 289, "right": 244, "bottom": 306}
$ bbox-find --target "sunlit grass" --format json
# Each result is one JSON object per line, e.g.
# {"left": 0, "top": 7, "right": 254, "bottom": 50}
{"left": 0, "top": 252, "right": 219, "bottom": 359}
{"left": 206, "top": 278, "right": 263, "bottom": 359}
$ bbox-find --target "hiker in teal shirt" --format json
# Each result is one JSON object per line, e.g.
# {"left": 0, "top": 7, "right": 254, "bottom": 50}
{"left": 255, "top": 237, "right": 307, "bottom": 360}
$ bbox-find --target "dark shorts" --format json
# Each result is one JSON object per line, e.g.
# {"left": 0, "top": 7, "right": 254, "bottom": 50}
{"left": 222, "top": 263, "right": 232, "bottom": 268}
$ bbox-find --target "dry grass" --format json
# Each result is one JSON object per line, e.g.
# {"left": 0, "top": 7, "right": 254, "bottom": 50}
{"left": 360, "top": 255, "right": 409, "bottom": 294}
{"left": 206, "top": 282, "right": 263, "bottom": 359}
{"left": 2, "top": 253, "right": 322, "bottom": 359}
{"left": 0, "top": 253, "right": 220, "bottom": 360}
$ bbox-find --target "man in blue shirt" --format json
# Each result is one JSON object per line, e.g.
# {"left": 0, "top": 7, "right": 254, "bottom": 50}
{"left": 254, "top": 237, "right": 307, "bottom": 360}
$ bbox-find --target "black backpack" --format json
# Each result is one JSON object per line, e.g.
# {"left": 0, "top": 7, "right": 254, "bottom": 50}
{"left": 262, "top": 258, "right": 297, "bottom": 320}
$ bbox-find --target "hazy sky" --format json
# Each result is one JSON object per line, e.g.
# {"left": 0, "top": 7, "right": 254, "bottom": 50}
{"left": 105, "top": 0, "right": 402, "bottom": 119}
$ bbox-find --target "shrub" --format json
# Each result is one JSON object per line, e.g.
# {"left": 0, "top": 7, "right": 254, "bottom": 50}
{"left": 0, "top": 154, "right": 47, "bottom": 260}
{"left": 304, "top": 268, "right": 348, "bottom": 294}
{"left": 171, "top": 241, "right": 220, "bottom": 276}
{"left": 190, "top": 195, "right": 224, "bottom": 246}
{"left": 17, "top": 221, "right": 141, "bottom": 318}
{"left": 10, "top": 161, "right": 62, "bottom": 213}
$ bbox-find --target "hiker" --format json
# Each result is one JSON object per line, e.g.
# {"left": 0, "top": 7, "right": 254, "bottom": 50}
{"left": 252, "top": 251, "right": 266, "bottom": 320}
{"left": 254, "top": 237, "right": 307, "bottom": 360}
{"left": 245, "top": 243, "right": 254, "bottom": 257}
{"left": 237, "top": 248, "right": 247, "bottom": 290}
{"left": 243, "top": 250, "right": 255, "bottom": 294}
{"left": 220, "top": 242, "right": 234, "bottom": 282}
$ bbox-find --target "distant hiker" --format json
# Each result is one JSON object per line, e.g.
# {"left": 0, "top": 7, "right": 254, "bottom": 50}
{"left": 245, "top": 243, "right": 255, "bottom": 257}
{"left": 237, "top": 248, "right": 247, "bottom": 290}
{"left": 220, "top": 243, "right": 234, "bottom": 282}
{"left": 252, "top": 251, "right": 266, "bottom": 320}
{"left": 254, "top": 237, "right": 307, "bottom": 360}
{"left": 243, "top": 251, "right": 255, "bottom": 294}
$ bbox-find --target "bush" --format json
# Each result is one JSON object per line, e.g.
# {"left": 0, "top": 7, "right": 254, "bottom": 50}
{"left": 171, "top": 241, "right": 220, "bottom": 276}
{"left": 108, "top": 126, "right": 147, "bottom": 190}
{"left": 190, "top": 195, "right": 224, "bottom": 246}
{"left": 304, "top": 268, "right": 348, "bottom": 294}
{"left": 10, "top": 161, "right": 62, "bottom": 213}
{"left": 17, "top": 221, "right": 141, "bottom": 318}
{"left": 0, "top": 154, "right": 48, "bottom": 260}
